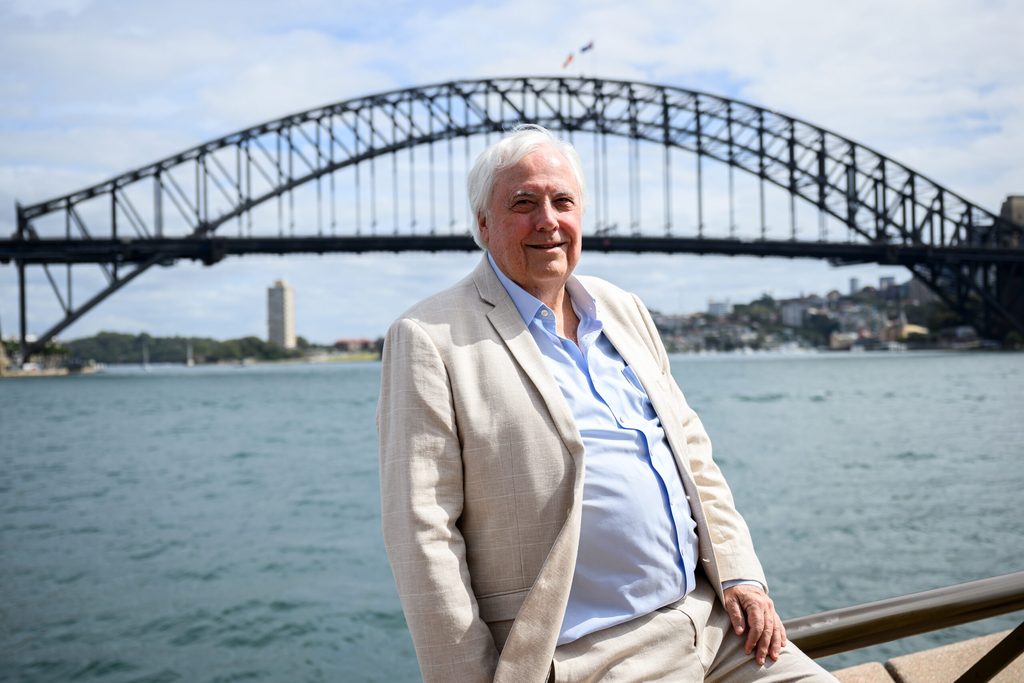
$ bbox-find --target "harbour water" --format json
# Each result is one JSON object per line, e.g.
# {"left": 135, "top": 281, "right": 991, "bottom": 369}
{"left": 1, "top": 352, "right": 1022, "bottom": 681}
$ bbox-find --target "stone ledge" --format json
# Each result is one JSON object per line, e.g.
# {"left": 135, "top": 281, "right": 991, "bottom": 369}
{"left": 832, "top": 661, "right": 895, "bottom": 683}
{"left": 885, "top": 629, "right": 1021, "bottom": 683}
{"left": 828, "top": 629, "right": 1022, "bottom": 683}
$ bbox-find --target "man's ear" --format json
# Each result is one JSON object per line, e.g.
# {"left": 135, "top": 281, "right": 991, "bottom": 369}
{"left": 477, "top": 213, "right": 489, "bottom": 246}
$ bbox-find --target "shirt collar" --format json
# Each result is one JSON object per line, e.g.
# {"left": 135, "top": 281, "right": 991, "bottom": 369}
{"left": 486, "top": 252, "right": 599, "bottom": 326}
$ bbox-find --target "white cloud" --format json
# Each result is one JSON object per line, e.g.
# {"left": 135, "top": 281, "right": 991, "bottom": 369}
{"left": 193, "top": 31, "right": 399, "bottom": 130}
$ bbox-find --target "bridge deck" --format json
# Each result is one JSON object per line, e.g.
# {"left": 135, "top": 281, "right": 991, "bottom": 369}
{"left": 3, "top": 235, "right": 1020, "bottom": 266}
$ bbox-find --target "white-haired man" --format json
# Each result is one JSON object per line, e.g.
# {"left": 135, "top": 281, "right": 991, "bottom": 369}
{"left": 378, "top": 124, "right": 836, "bottom": 682}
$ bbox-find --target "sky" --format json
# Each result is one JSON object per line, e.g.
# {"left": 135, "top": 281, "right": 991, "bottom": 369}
{"left": 2, "top": 0, "right": 1022, "bottom": 344}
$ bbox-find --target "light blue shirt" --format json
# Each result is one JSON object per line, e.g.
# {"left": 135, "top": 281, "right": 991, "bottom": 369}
{"left": 487, "top": 255, "right": 700, "bottom": 645}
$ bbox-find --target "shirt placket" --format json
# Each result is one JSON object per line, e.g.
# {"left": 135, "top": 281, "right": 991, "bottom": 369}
{"left": 594, "top": 346, "right": 691, "bottom": 576}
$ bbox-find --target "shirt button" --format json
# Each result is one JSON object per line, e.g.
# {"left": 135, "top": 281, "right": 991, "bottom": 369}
{"left": 540, "top": 310, "right": 549, "bottom": 317}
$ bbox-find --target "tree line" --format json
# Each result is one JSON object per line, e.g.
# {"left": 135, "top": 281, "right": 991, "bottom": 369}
{"left": 65, "top": 332, "right": 312, "bottom": 364}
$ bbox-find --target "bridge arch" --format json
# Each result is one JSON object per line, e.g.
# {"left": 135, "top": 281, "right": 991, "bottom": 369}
{"left": 8, "top": 76, "right": 1024, "bottom": 357}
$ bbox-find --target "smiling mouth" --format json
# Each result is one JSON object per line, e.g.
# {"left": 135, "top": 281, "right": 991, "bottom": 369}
{"left": 526, "top": 242, "right": 565, "bottom": 250}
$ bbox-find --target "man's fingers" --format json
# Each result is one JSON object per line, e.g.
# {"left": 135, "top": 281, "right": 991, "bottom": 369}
{"left": 744, "top": 602, "right": 765, "bottom": 654}
{"left": 725, "top": 597, "right": 746, "bottom": 636}
{"left": 723, "top": 586, "right": 785, "bottom": 665}
{"left": 769, "top": 617, "right": 785, "bottom": 662}
{"left": 755, "top": 615, "right": 774, "bottom": 665}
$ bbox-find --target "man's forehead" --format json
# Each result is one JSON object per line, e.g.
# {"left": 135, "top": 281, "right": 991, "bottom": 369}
{"left": 496, "top": 155, "right": 578, "bottom": 194}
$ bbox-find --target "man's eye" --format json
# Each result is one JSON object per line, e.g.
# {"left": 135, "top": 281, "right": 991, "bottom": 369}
{"left": 555, "top": 197, "right": 575, "bottom": 207}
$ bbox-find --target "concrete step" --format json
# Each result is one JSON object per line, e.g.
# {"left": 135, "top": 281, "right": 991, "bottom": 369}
{"left": 832, "top": 661, "right": 894, "bottom": 683}
{"left": 830, "top": 629, "right": 1022, "bottom": 683}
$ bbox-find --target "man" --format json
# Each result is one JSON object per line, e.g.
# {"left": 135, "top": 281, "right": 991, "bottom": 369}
{"left": 378, "top": 125, "right": 835, "bottom": 682}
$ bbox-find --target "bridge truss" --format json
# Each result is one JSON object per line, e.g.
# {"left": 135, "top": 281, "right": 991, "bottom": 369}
{"left": 4, "top": 76, "right": 1023, "bottom": 358}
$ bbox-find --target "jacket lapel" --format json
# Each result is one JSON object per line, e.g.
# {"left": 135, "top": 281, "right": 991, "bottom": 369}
{"left": 600, "top": 312, "right": 694, "bottom": 479}
{"left": 472, "top": 257, "right": 585, "bottom": 461}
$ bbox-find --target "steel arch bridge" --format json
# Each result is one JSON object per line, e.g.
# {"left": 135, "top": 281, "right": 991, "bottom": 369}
{"left": 5, "top": 76, "right": 1023, "bottom": 359}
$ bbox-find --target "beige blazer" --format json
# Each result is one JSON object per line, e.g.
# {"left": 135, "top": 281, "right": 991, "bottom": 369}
{"left": 378, "top": 257, "right": 766, "bottom": 683}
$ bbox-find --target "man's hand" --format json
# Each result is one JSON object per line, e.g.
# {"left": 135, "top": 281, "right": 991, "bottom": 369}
{"left": 722, "top": 584, "right": 787, "bottom": 666}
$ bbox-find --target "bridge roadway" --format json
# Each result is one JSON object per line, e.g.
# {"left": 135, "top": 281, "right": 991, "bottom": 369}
{"left": 3, "top": 234, "right": 1020, "bottom": 267}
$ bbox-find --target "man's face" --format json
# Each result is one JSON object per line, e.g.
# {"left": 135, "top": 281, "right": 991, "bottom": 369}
{"left": 479, "top": 147, "right": 582, "bottom": 300}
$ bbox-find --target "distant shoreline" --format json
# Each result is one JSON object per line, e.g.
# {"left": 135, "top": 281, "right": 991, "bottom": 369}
{"left": 0, "top": 352, "right": 382, "bottom": 378}
{"left": 6, "top": 346, "right": 1018, "bottom": 379}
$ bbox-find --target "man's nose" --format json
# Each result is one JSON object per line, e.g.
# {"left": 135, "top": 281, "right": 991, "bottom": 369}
{"left": 536, "top": 200, "right": 558, "bottom": 230}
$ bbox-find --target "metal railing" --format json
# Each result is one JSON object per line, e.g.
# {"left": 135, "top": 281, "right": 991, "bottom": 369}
{"left": 785, "top": 570, "right": 1024, "bottom": 682}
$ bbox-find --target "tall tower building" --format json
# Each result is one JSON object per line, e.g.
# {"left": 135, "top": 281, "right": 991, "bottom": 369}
{"left": 267, "top": 279, "right": 296, "bottom": 349}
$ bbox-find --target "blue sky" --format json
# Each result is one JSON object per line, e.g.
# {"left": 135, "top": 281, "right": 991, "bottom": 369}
{"left": 2, "top": 0, "right": 1022, "bottom": 343}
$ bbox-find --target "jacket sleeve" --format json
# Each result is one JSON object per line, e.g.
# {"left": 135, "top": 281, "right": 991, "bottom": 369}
{"left": 377, "top": 317, "right": 500, "bottom": 682}
{"left": 631, "top": 294, "right": 768, "bottom": 591}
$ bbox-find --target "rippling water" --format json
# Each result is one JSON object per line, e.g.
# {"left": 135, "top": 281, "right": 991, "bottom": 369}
{"left": 1, "top": 353, "right": 1022, "bottom": 681}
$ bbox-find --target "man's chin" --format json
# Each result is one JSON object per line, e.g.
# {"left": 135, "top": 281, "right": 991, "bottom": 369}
{"left": 526, "top": 263, "right": 575, "bottom": 286}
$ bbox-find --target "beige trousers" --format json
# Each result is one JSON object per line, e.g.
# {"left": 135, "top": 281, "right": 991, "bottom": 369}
{"left": 550, "top": 576, "right": 837, "bottom": 682}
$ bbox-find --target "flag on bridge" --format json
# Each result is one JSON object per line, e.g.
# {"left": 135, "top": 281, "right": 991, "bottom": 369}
{"left": 563, "top": 41, "right": 593, "bottom": 68}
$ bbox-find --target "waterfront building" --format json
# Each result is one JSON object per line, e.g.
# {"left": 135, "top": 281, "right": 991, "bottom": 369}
{"left": 880, "top": 312, "right": 929, "bottom": 342}
{"left": 836, "top": 303, "right": 883, "bottom": 337}
{"left": 781, "top": 301, "right": 807, "bottom": 327}
{"left": 334, "top": 338, "right": 380, "bottom": 352}
{"left": 267, "top": 279, "right": 296, "bottom": 349}
{"left": 829, "top": 330, "right": 859, "bottom": 350}
{"left": 878, "top": 276, "right": 900, "bottom": 301}
{"left": 707, "top": 300, "right": 730, "bottom": 317}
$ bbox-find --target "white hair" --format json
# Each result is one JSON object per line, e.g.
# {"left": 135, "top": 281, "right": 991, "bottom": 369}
{"left": 466, "top": 124, "right": 586, "bottom": 249}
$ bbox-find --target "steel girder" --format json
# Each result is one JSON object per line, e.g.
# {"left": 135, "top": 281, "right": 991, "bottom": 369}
{"left": 8, "top": 76, "right": 1024, "bottom": 358}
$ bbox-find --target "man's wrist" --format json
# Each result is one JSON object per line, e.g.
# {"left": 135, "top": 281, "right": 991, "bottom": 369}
{"left": 722, "top": 578, "right": 765, "bottom": 592}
